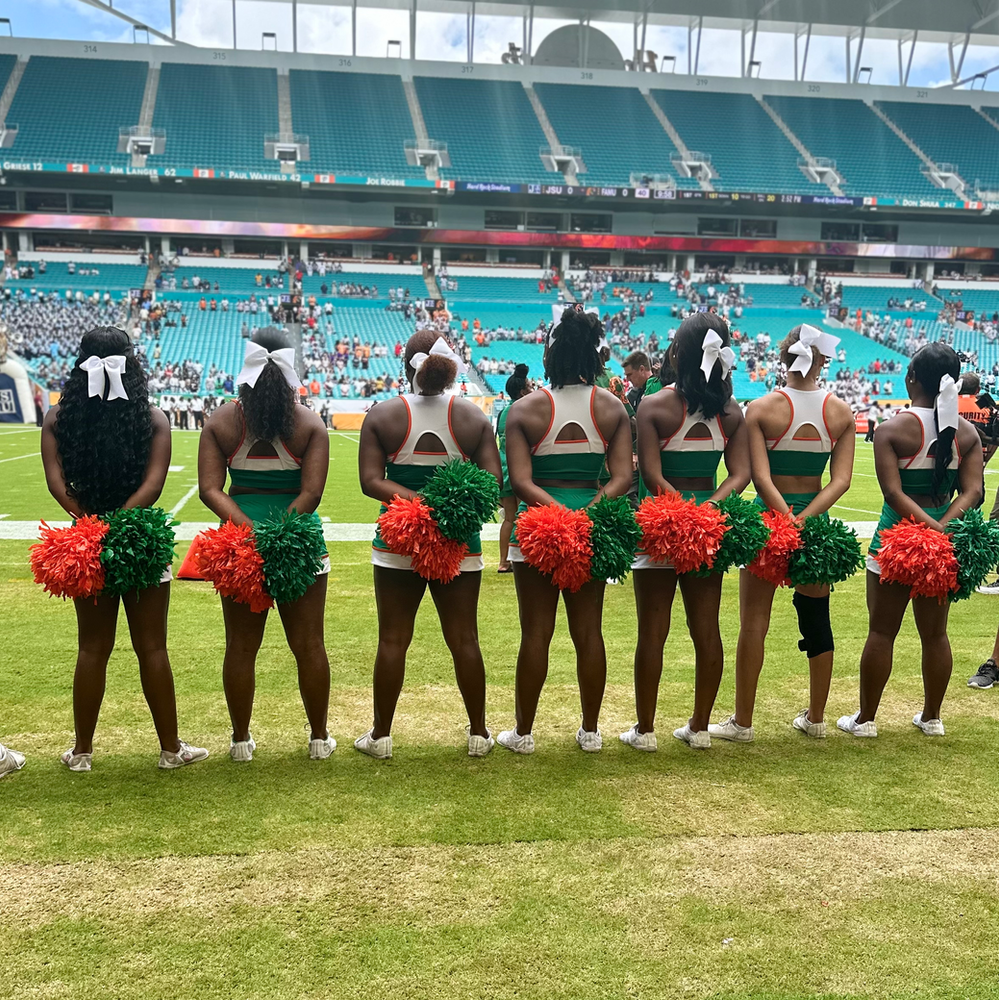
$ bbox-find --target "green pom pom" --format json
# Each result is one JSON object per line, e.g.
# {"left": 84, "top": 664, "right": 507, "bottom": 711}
{"left": 254, "top": 510, "right": 328, "bottom": 605}
{"left": 693, "top": 494, "right": 771, "bottom": 577}
{"left": 787, "top": 515, "right": 863, "bottom": 588}
{"left": 948, "top": 508, "right": 999, "bottom": 602}
{"left": 100, "top": 507, "right": 177, "bottom": 596}
{"left": 421, "top": 459, "right": 500, "bottom": 542}
{"left": 587, "top": 495, "right": 641, "bottom": 583}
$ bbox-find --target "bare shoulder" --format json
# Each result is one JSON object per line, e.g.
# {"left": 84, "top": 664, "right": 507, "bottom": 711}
{"left": 507, "top": 388, "right": 549, "bottom": 424}
{"left": 149, "top": 406, "right": 170, "bottom": 431}
{"left": 957, "top": 416, "right": 982, "bottom": 453}
{"left": 364, "top": 395, "right": 407, "bottom": 427}
{"left": 42, "top": 403, "right": 60, "bottom": 429}
{"left": 823, "top": 392, "right": 856, "bottom": 430}
{"left": 450, "top": 396, "right": 489, "bottom": 426}
{"left": 294, "top": 403, "right": 327, "bottom": 432}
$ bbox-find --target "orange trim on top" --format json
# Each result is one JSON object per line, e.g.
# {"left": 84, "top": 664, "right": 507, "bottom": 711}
{"left": 281, "top": 439, "right": 303, "bottom": 466}
{"left": 447, "top": 396, "right": 469, "bottom": 461}
{"left": 389, "top": 395, "right": 413, "bottom": 463}
{"left": 768, "top": 390, "right": 795, "bottom": 451}
{"left": 898, "top": 410, "right": 925, "bottom": 468}
{"left": 227, "top": 404, "right": 247, "bottom": 466}
{"left": 660, "top": 386, "right": 685, "bottom": 451}
{"left": 821, "top": 392, "right": 838, "bottom": 446}
{"left": 715, "top": 414, "right": 729, "bottom": 446}
{"left": 533, "top": 388, "right": 556, "bottom": 455}
{"left": 590, "top": 386, "right": 609, "bottom": 448}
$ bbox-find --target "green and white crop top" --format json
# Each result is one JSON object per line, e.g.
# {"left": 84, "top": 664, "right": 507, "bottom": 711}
{"left": 766, "top": 387, "right": 835, "bottom": 478}
{"left": 896, "top": 406, "right": 959, "bottom": 497}
{"left": 386, "top": 393, "right": 468, "bottom": 492}
{"left": 531, "top": 384, "right": 607, "bottom": 481}
{"left": 228, "top": 404, "right": 303, "bottom": 491}
{"left": 659, "top": 387, "right": 727, "bottom": 482}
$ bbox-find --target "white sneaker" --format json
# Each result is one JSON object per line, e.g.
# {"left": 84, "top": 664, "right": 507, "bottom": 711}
{"left": 309, "top": 734, "right": 337, "bottom": 759}
{"left": 497, "top": 728, "right": 534, "bottom": 755}
{"left": 673, "top": 723, "right": 711, "bottom": 749}
{"left": 230, "top": 733, "right": 256, "bottom": 762}
{"left": 708, "top": 715, "right": 754, "bottom": 743}
{"left": 61, "top": 748, "right": 92, "bottom": 772}
{"left": 619, "top": 725, "right": 657, "bottom": 752}
{"left": 792, "top": 710, "right": 827, "bottom": 739}
{"left": 354, "top": 729, "right": 392, "bottom": 759}
{"left": 575, "top": 727, "right": 602, "bottom": 753}
{"left": 159, "top": 740, "right": 209, "bottom": 769}
{"left": 837, "top": 712, "right": 878, "bottom": 738}
{"left": 467, "top": 728, "right": 494, "bottom": 757}
{"left": 0, "top": 744, "right": 26, "bottom": 778}
{"left": 913, "top": 712, "right": 945, "bottom": 736}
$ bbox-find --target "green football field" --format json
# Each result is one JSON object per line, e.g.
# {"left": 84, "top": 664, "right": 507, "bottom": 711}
{"left": 3, "top": 424, "right": 999, "bottom": 999}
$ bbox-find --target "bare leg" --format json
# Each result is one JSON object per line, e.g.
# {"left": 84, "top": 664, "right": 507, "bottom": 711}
{"left": 632, "top": 569, "right": 677, "bottom": 733}
{"left": 511, "top": 562, "right": 560, "bottom": 734}
{"left": 277, "top": 574, "right": 331, "bottom": 740}
{"left": 990, "top": 624, "right": 999, "bottom": 664}
{"left": 733, "top": 570, "right": 778, "bottom": 728}
{"left": 912, "top": 595, "right": 953, "bottom": 722}
{"left": 371, "top": 567, "right": 427, "bottom": 739}
{"left": 796, "top": 582, "right": 834, "bottom": 725}
{"left": 221, "top": 596, "right": 269, "bottom": 743}
{"left": 122, "top": 582, "right": 180, "bottom": 753}
{"left": 429, "top": 571, "right": 488, "bottom": 737}
{"left": 498, "top": 497, "right": 517, "bottom": 571}
{"left": 71, "top": 593, "right": 120, "bottom": 754}
{"left": 678, "top": 572, "right": 725, "bottom": 733}
{"left": 563, "top": 578, "right": 608, "bottom": 733}
{"left": 857, "top": 572, "right": 910, "bottom": 723}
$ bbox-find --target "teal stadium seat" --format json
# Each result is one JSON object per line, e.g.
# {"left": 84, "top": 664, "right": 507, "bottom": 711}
{"left": 446, "top": 277, "right": 557, "bottom": 303}
{"left": 289, "top": 71, "right": 424, "bottom": 179}
{"left": 764, "top": 96, "right": 940, "bottom": 200}
{"left": 652, "top": 91, "right": 815, "bottom": 195}
{"left": 169, "top": 265, "right": 287, "bottom": 295}
{"left": 22, "top": 262, "right": 147, "bottom": 290}
{"left": 876, "top": 102, "right": 999, "bottom": 193}
{"left": 9, "top": 56, "right": 146, "bottom": 165}
{"left": 414, "top": 77, "right": 551, "bottom": 185}
{"left": 533, "top": 83, "right": 698, "bottom": 189}
{"left": 153, "top": 63, "right": 279, "bottom": 173}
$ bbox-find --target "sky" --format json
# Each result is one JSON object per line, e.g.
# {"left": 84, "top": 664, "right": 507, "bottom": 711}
{"left": 5, "top": 0, "right": 999, "bottom": 90}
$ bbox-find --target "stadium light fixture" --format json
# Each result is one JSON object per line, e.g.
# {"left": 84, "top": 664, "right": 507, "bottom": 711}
{"left": 133, "top": 24, "right": 149, "bottom": 44}
{"left": 262, "top": 31, "right": 277, "bottom": 51}
{"left": 0, "top": 18, "right": 12, "bottom": 37}
{"left": 748, "top": 59, "right": 761, "bottom": 78}
{"left": 971, "top": 72, "right": 988, "bottom": 89}
{"left": 661, "top": 55, "right": 676, "bottom": 73}
{"left": 387, "top": 40, "right": 402, "bottom": 59}
{"left": 858, "top": 66, "right": 873, "bottom": 84}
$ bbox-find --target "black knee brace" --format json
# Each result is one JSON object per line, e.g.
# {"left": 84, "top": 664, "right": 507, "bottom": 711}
{"left": 793, "top": 591, "right": 834, "bottom": 658}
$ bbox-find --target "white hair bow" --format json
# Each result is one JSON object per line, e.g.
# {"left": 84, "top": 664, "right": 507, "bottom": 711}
{"left": 936, "top": 374, "right": 962, "bottom": 433}
{"left": 80, "top": 354, "right": 128, "bottom": 401}
{"left": 235, "top": 341, "right": 302, "bottom": 390}
{"left": 788, "top": 324, "right": 841, "bottom": 375}
{"left": 410, "top": 336, "right": 468, "bottom": 391}
{"left": 700, "top": 330, "right": 736, "bottom": 381}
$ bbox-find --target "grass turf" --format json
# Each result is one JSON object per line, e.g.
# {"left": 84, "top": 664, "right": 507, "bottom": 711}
{"left": 3, "top": 428, "right": 999, "bottom": 998}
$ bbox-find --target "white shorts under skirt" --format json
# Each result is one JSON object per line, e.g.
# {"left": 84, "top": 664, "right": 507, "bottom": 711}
{"left": 632, "top": 552, "right": 675, "bottom": 571}
{"left": 371, "top": 548, "right": 483, "bottom": 573}
{"left": 866, "top": 554, "right": 881, "bottom": 576}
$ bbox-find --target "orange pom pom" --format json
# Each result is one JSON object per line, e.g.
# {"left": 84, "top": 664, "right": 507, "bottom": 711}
{"left": 877, "top": 518, "right": 958, "bottom": 601}
{"left": 379, "top": 495, "right": 469, "bottom": 583}
{"left": 30, "top": 516, "right": 108, "bottom": 600}
{"left": 635, "top": 492, "right": 729, "bottom": 574}
{"left": 196, "top": 520, "right": 273, "bottom": 613}
{"left": 748, "top": 510, "right": 802, "bottom": 588}
{"left": 516, "top": 503, "right": 593, "bottom": 592}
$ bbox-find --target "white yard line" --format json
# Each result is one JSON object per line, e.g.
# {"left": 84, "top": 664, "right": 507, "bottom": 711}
{"left": 333, "top": 432, "right": 360, "bottom": 442}
{"left": 168, "top": 484, "right": 200, "bottom": 518}
{"left": 0, "top": 452, "right": 36, "bottom": 464}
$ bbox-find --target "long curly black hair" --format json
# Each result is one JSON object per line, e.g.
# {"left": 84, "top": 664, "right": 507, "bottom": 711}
{"left": 545, "top": 308, "right": 602, "bottom": 388}
{"left": 670, "top": 312, "right": 733, "bottom": 420}
{"left": 54, "top": 326, "right": 152, "bottom": 514}
{"left": 239, "top": 327, "right": 299, "bottom": 442}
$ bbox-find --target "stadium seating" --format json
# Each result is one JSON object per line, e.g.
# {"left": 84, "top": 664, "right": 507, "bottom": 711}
{"left": 876, "top": 102, "right": 999, "bottom": 193}
{"left": 936, "top": 287, "right": 999, "bottom": 315}
{"left": 763, "top": 95, "right": 940, "bottom": 200}
{"left": 414, "top": 77, "right": 551, "bottom": 185}
{"left": 9, "top": 56, "right": 146, "bottom": 164}
{"left": 300, "top": 271, "right": 395, "bottom": 297}
{"left": 289, "top": 70, "right": 424, "bottom": 179}
{"left": 152, "top": 63, "right": 279, "bottom": 173}
{"left": 839, "top": 284, "right": 940, "bottom": 315}
{"left": 12, "top": 261, "right": 147, "bottom": 290}
{"left": 154, "top": 303, "right": 272, "bottom": 376}
{"left": 652, "top": 91, "right": 813, "bottom": 195}
{"left": 445, "top": 276, "right": 557, "bottom": 303}
{"left": 533, "top": 83, "right": 698, "bottom": 188}
{"left": 0, "top": 54, "right": 15, "bottom": 96}
{"left": 165, "top": 265, "right": 287, "bottom": 295}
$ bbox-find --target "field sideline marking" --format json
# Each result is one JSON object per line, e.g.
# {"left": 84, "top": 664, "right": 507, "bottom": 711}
{"left": 0, "top": 452, "right": 36, "bottom": 464}
{"left": 169, "top": 485, "right": 200, "bottom": 518}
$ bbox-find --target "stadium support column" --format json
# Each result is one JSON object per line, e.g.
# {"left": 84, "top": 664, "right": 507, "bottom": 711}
{"left": 170, "top": 0, "right": 176, "bottom": 40}
{"left": 560, "top": 250, "right": 570, "bottom": 275}
{"left": 160, "top": 236, "right": 170, "bottom": 258}
{"left": 292, "top": 0, "right": 298, "bottom": 53}
{"left": 232, "top": 0, "right": 237, "bottom": 50}
{"left": 410, "top": 0, "right": 417, "bottom": 61}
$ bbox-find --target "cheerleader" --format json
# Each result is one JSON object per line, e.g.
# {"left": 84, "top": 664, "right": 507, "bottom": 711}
{"left": 710, "top": 324, "right": 856, "bottom": 742}
{"left": 0, "top": 743, "right": 25, "bottom": 778}
{"left": 840, "top": 344, "right": 983, "bottom": 737}
{"left": 497, "top": 364, "right": 534, "bottom": 573}
{"left": 40, "top": 326, "right": 208, "bottom": 771}
{"left": 199, "top": 329, "right": 334, "bottom": 762}
{"left": 498, "top": 309, "right": 632, "bottom": 753}
{"left": 624, "top": 314, "right": 750, "bottom": 752}
{"left": 356, "top": 331, "right": 502, "bottom": 758}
